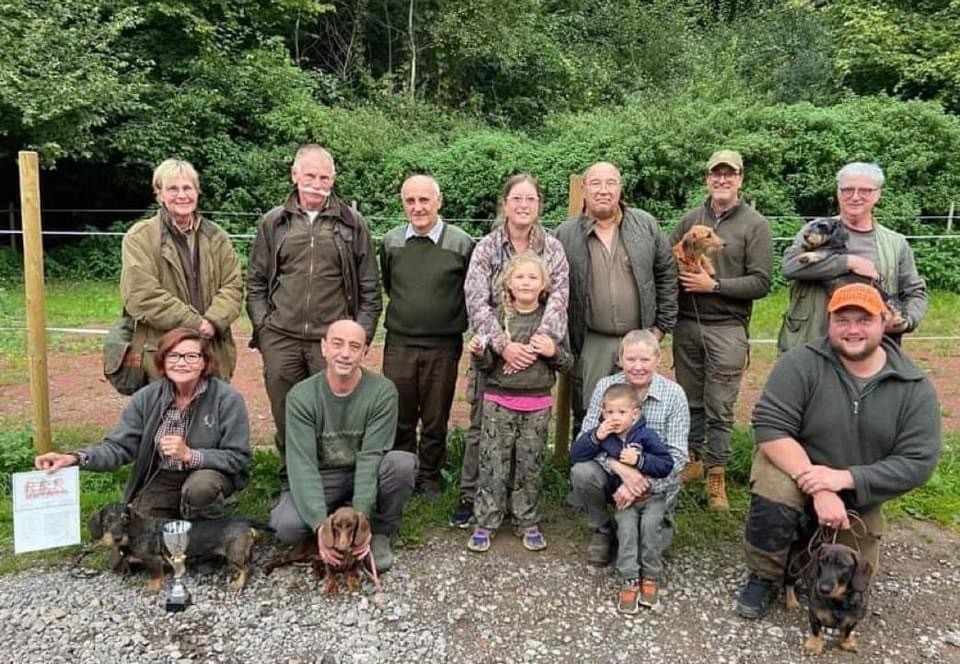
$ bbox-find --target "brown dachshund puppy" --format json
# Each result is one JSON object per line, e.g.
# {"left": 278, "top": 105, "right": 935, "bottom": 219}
{"left": 262, "top": 506, "right": 371, "bottom": 596}
{"left": 319, "top": 506, "right": 371, "bottom": 595}
{"left": 673, "top": 224, "right": 725, "bottom": 276}
{"left": 798, "top": 543, "right": 872, "bottom": 655}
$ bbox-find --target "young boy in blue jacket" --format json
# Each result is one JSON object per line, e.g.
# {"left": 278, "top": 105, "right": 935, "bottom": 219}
{"left": 571, "top": 383, "right": 674, "bottom": 613}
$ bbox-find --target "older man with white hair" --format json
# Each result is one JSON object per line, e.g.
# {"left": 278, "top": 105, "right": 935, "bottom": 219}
{"left": 247, "top": 145, "right": 382, "bottom": 484}
{"left": 778, "top": 162, "right": 927, "bottom": 351}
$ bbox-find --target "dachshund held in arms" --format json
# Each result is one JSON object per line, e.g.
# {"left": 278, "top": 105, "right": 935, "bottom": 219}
{"left": 784, "top": 542, "right": 872, "bottom": 655}
{"left": 673, "top": 224, "right": 725, "bottom": 276}
{"left": 262, "top": 505, "right": 371, "bottom": 596}
{"left": 795, "top": 217, "right": 850, "bottom": 266}
{"left": 87, "top": 504, "right": 266, "bottom": 594}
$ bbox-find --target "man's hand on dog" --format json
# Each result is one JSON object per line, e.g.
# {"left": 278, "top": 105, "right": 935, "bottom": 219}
{"left": 678, "top": 270, "right": 716, "bottom": 294}
{"left": 317, "top": 523, "right": 371, "bottom": 566}
{"left": 846, "top": 255, "right": 879, "bottom": 281}
{"left": 160, "top": 435, "right": 191, "bottom": 463}
{"left": 795, "top": 465, "right": 854, "bottom": 495}
{"left": 34, "top": 452, "right": 78, "bottom": 473}
{"left": 812, "top": 491, "right": 850, "bottom": 530}
{"left": 316, "top": 525, "right": 344, "bottom": 566}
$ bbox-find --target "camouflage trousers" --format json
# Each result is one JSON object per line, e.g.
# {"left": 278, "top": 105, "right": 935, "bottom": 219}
{"left": 474, "top": 401, "right": 551, "bottom": 531}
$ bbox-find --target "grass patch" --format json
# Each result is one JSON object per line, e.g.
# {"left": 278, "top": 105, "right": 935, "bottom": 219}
{"left": 0, "top": 420, "right": 956, "bottom": 575}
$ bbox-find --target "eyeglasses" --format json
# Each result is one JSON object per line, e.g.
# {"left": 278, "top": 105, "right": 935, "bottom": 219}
{"left": 586, "top": 179, "right": 620, "bottom": 191}
{"left": 165, "top": 352, "right": 203, "bottom": 365}
{"left": 709, "top": 171, "right": 740, "bottom": 181}
{"left": 507, "top": 195, "right": 539, "bottom": 204}
{"left": 838, "top": 187, "right": 878, "bottom": 199}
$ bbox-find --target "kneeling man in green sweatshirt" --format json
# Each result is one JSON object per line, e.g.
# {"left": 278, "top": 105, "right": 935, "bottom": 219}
{"left": 736, "top": 283, "right": 941, "bottom": 620}
{"left": 270, "top": 319, "right": 416, "bottom": 571}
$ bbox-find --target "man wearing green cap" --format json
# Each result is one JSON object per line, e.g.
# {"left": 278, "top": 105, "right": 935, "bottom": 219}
{"left": 736, "top": 283, "right": 941, "bottom": 620}
{"left": 669, "top": 150, "right": 773, "bottom": 510}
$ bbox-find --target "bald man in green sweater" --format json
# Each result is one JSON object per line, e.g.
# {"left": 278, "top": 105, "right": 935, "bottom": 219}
{"left": 379, "top": 175, "right": 474, "bottom": 499}
{"left": 269, "top": 319, "right": 416, "bottom": 571}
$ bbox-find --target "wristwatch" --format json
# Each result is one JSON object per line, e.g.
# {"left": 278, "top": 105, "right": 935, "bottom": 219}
{"left": 69, "top": 451, "right": 88, "bottom": 467}
{"left": 712, "top": 279, "right": 721, "bottom": 293}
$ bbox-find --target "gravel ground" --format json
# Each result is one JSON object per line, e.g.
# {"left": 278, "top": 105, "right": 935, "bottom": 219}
{"left": 1, "top": 519, "right": 958, "bottom": 664}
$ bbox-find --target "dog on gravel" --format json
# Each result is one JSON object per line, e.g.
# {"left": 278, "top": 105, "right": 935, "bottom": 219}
{"left": 262, "top": 506, "right": 371, "bottom": 596}
{"left": 87, "top": 504, "right": 267, "bottom": 593}
{"left": 673, "top": 224, "right": 725, "bottom": 276}
{"left": 795, "top": 217, "right": 850, "bottom": 266}
{"left": 784, "top": 542, "right": 872, "bottom": 655}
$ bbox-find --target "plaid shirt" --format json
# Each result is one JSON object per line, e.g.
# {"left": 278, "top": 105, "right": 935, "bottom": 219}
{"left": 580, "top": 372, "right": 689, "bottom": 495}
{"left": 154, "top": 379, "right": 208, "bottom": 470}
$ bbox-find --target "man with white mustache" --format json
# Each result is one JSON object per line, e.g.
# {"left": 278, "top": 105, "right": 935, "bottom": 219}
{"left": 247, "top": 145, "right": 382, "bottom": 486}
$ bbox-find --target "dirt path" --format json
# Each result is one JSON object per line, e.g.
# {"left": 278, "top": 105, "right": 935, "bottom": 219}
{"left": 0, "top": 337, "right": 956, "bottom": 442}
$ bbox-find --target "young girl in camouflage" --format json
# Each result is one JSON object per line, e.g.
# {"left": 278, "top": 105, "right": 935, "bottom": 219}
{"left": 466, "top": 253, "right": 573, "bottom": 553}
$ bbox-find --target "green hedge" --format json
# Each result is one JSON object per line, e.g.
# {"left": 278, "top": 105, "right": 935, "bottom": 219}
{"left": 12, "top": 95, "right": 960, "bottom": 286}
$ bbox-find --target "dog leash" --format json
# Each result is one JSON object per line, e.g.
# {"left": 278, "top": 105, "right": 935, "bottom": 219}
{"left": 361, "top": 549, "right": 383, "bottom": 592}
{"left": 68, "top": 544, "right": 103, "bottom": 578}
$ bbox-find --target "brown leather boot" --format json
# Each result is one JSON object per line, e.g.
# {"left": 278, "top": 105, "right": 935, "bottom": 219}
{"left": 706, "top": 466, "right": 729, "bottom": 511}
{"left": 680, "top": 456, "right": 704, "bottom": 484}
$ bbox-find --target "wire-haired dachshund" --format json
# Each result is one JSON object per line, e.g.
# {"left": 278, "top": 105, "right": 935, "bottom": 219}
{"left": 262, "top": 505, "right": 371, "bottom": 596}
{"left": 673, "top": 224, "right": 726, "bottom": 276}
{"left": 795, "top": 218, "right": 850, "bottom": 266}
{"left": 786, "top": 542, "right": 872, "bottom": 655}
{"left": 87, "top": 503, "right": 267, "bottom": 594}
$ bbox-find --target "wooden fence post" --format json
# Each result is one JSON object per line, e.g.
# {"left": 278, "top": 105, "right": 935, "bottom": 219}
{"left": 554, "top": 174, "right": 584, "bottom": 461}
{"left": 19, "top": 151, "right": 52, "bottom": 454}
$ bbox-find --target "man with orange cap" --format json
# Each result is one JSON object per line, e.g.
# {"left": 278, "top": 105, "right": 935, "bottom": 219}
{"left": 736, "top": 283, "right": 941, "bottom": 620}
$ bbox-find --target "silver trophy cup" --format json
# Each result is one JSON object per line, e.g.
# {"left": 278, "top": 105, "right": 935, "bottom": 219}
{"left": 162, "top": 520, "right": 192, "bottom": 612}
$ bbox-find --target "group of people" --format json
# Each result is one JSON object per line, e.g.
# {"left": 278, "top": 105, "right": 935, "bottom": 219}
{"left": 35, "top": 145, "right": 941, "bottom": 618}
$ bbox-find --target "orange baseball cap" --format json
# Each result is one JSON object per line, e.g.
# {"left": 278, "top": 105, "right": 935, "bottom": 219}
{"left": 827, "top": 283, "right": 885, "bottom": 315}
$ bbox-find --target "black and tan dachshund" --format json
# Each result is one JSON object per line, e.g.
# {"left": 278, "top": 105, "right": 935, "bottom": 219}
{"left": 88, "top": 504, "right": 268, "bottom": 593}
{"left": 790, "top": 542, "right": 872, "bottom": 655}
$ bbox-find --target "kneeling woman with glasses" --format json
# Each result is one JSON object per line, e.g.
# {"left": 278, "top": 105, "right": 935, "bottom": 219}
{"left": 35, "top": 328, "right": 251, "bottom": 520}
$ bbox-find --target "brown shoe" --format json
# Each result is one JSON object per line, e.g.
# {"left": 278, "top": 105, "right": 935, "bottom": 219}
{"left": 680, "top": 456, "right": 704, "bottom": 484}
{"left": 639, "top": 578, "right": 660, "bottom": 608}
{"left": 706, "top": 466, "right": 729, "bottom": 511}
{"left": 586, "top": 529, "right": 611, "bottom": 566}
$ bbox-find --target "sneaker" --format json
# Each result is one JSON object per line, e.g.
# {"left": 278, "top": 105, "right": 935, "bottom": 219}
{"left": 586, "top": 529, "right": 612, "bottom": 566}
{"left": 638, "top": 578, "right": 659, "bottom": 608}
{"left": 617, "top": 578, "right": 640, "bottom": 614}
{"left": 736, "top": 574, "right": 778, "bottom": 619}
{"left": 521, "top": 526, "right": 547, "bottom": 552}
{"left": 449, "top": 499, "right": 474, "bottom": 529}
{"left": 371, "top": 533, "right": 394, "bottom": 572}
{"left": 706, "top": 466, "right": 729, "bottom": 512}
{"left": 467, "top": 527, "right": 493, "bottom": 553}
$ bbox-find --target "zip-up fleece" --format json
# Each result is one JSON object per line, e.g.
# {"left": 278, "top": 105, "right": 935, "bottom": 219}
{"left": 246, "top": 191, "right": 382, "bottom": 345}
{"left": 752, "top": 336, "right": 941, "bottom": 510}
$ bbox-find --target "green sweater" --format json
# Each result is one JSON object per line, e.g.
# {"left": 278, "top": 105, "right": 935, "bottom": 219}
{"left": 751, "top": 336, "right": 941, "bottom": 510}
{"left": 379, "top": 222, "right": 474, "bottom": 346}
{"left": 285, "top": 369, "right": 399, "bottom": 531}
